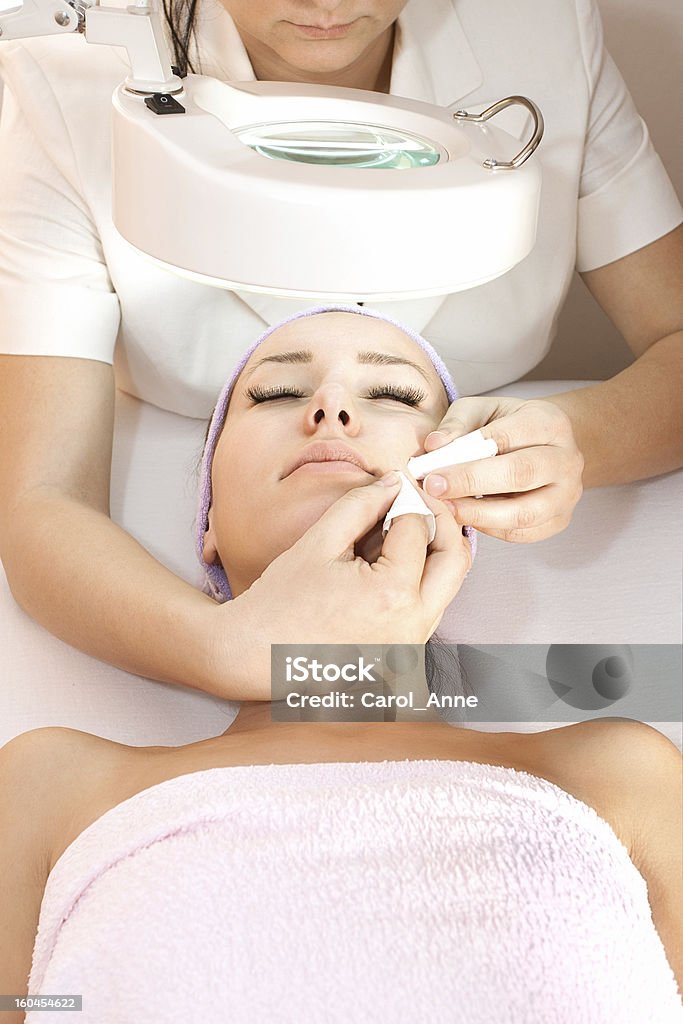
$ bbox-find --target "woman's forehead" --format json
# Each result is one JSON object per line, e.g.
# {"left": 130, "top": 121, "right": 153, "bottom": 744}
{"left": 243, "top": 312, "right": 441, "bottom": 381}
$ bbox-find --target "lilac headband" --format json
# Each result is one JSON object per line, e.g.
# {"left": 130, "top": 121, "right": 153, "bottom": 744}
{"left": 195, "top": 304, "right": 476, "bottom": 602}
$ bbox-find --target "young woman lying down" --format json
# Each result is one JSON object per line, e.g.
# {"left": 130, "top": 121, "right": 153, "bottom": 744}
{"left": 1, "top": 307, "right": 681, "bottom": 1023}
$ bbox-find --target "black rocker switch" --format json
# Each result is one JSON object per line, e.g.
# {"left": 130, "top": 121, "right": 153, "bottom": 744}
{"left": 145, "top": 93, "right": 186, "bottom": 115}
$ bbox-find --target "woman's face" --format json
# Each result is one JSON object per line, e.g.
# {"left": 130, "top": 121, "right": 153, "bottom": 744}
{"left": 219, "top": 1, "right": 408, "bottom": 77}
{"left": 203, "top": 312, "right": 449, "bottom": 596}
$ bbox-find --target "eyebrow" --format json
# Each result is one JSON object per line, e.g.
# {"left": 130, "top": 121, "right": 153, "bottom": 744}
{"left": 243, "top": 348, "right": 432, "bottom": 384}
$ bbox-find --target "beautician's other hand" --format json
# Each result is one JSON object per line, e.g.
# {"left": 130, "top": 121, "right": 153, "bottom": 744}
{"left": 422, "top": 397, "right": 585, "bottom": 543}
{"left": 207, "top": 473, "right": 471, "bottom": 699}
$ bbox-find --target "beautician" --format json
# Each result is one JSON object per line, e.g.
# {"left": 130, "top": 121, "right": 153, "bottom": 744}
{"left": 0, "top": 0, "right": 681, "bottom": 698}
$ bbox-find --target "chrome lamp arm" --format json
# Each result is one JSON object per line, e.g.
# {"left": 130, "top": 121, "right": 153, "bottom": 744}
{"left": 0, "top": 0, "right": 181, "bottom": 94}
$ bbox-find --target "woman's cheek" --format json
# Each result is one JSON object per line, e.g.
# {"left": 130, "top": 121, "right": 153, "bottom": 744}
{"left": 385, "top": 427, "right": 433, "bottom": 468}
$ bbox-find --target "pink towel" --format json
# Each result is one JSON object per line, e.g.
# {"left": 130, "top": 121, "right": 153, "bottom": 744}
{"left": 28, "top": 760, "right": 682, "bottom": 1023}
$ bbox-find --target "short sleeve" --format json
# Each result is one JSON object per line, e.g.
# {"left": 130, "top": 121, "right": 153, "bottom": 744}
{"left": 0, "top": 43, "right": 120, "bottom": 362}
{"left": 574, "top": 0, "right": 683, "bottom": 273}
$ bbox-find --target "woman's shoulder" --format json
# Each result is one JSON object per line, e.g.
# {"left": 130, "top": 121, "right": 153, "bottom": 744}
{"left": 524, "top": 719, "right": 682, "bottom": 993}
{"left": 518, "top": 719, "right": 683, "bottom": 855}
{"left": 0, "top": 725, "right": 120, "bottom": 797}
{"left": 0, "top": 35, "right": 127, "bottom": 137}
{"left": 0, "top": 726, "right": 162, "bottom": 872}
{"left": 1, "top": 724, "right": 146, "bottom": 779}
{"left": 0, "top": 35, "right": 126, "bottom": 85}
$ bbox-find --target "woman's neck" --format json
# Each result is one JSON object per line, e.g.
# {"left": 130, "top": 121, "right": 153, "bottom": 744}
{"left": 219, "top": 699, "right": 449, "bottom": 753}
{"left": 206, "top": 699, "right": 495, "bottom": 773}
{"left": 239, "top": 24, "right": 395, "bottom": 94}
{"left": 225, "top": 701, "right": 281, "bottom": 735}
{"left": 225, "top": 650, "right": 440, "bottom": 738}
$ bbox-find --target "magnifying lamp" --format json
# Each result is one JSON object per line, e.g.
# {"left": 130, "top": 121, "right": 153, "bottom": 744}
{"left": 0, "top": 0, "right": 545, "bottom": 300}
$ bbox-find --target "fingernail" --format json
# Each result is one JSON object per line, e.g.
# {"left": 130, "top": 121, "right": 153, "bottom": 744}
{"left": 425, "top": 474, "right": 448, "bottom": 496}
{"left": 426, "top": 430, "right": 450, "bottom": 446}
{"left": 379, "top": 471, "right": 401, "bottom": 486}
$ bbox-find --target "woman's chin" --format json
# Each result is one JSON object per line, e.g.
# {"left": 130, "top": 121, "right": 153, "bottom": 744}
{"left": 225, "top": 485, "right": 386, "bottom": 583}
{"left": 286, "top": 487, "right": 384, "bottom": 563}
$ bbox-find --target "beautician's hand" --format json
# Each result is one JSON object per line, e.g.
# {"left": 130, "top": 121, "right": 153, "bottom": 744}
{"left": 422, "top": 397, "right": 585, "bottom": 543}
{"left": 207, "top": 473, "right": 471, "bottom": 699}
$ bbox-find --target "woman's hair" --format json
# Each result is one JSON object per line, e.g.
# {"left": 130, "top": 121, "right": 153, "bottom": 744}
{"left": 163, "top": 0, "right": 202, "bottom": 77}
{"left": 424, "top": 637, "right": 471, "bottom": 724}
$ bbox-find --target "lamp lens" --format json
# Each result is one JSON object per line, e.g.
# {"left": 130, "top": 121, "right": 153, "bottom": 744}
{"left": 235, "top": 120, "right": 442, "bottom": 168}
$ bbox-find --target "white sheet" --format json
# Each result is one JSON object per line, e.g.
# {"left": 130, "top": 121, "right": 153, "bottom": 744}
{"left": 1, "top": 381, "right": 681, "bottom": 748}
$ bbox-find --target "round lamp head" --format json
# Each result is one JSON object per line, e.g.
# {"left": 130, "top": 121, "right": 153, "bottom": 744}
{"left": 234, "top": 120, "right": 445, "bottom": 168}
{"left": 111, "top": 79, "right": 543, "bottom": 299}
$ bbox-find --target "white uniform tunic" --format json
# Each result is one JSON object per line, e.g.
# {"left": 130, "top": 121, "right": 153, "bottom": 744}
{"left": 0, "top": 0, "right": 681, "bottom": 417}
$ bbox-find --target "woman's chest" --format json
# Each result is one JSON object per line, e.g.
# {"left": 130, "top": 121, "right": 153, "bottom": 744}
{"left": 66, "top": 726, "right": 621, "bottom": 852}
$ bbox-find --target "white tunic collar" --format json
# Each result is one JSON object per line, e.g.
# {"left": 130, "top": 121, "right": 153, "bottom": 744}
{"left": 391, "top": 0, "right": 482, "bottom": 106}
{"left": 193, "top": 0, "right": 482, "bottom": 106}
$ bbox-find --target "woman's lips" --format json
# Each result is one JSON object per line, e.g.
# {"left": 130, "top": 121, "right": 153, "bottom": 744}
{"left": 283, "top": 442, "right": 375, "bottom": 478}
{"left": 288, "top": 20, "right": 359, "bottom": 39}
{"left": 290, "top": 460, "right": 370, "bottom": 476}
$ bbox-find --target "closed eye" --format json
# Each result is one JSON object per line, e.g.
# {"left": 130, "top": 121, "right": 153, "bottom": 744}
{"left": 245, "top": 383, "right": 426, "bottom": 406}
{"left": 246, "top": 385, "right": 306, "bottom": 403}
{"left": 365, "top": 385, "right": 426, "bottom": 407}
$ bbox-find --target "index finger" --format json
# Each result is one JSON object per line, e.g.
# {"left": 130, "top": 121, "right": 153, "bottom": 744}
{"left": 418, "top": 496, "right": 472, "bottom": 622}
{"left": 376, "top": 513, "right": 432, "bottom": 590}
{"left": 297, "top": 474, "right": 402, "bottom": 562}
{"left": 478, "top": 401, "right": 575, "bottom": 456}
{"left": 427, "top": 444, "right": 554, "bottom": 499}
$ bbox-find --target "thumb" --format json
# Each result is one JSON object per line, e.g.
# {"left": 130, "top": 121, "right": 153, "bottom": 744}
{"left": 295, "top": 473, "right": 402, "bottom": 563}
{"left": 424, "top": 397, "right": 501, "bottom": 451}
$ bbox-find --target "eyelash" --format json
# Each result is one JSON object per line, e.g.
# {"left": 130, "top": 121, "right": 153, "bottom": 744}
{"left": 245, "top": 384, "right": 426, "bottom": 407}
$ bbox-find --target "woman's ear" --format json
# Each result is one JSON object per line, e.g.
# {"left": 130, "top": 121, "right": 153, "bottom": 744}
{"left": 202, "top": 505, "right": 222, "bottom": 566}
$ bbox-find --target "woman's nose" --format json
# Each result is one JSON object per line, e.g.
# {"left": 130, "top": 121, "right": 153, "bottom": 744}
{"left": 304, "top": 382, "right": 359, "bottom": 434}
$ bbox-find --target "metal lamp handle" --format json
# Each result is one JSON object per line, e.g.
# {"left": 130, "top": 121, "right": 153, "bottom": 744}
{"left": 453, "top": 95, "right": 544, "bottom": 170}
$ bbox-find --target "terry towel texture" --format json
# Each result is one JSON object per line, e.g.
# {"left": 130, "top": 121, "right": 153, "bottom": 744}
{"left": 28, "top": 759, "right": 682, "bottom": 1023}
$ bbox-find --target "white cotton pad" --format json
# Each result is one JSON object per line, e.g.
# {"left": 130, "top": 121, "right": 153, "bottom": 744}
{"left": 382, "top": 471, "right": 436, "bottom": 544}
{"left": 406, "top": 428, "right": 498, "bottom": 480}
